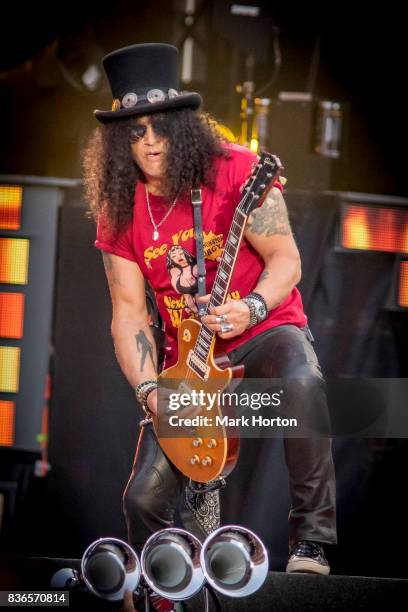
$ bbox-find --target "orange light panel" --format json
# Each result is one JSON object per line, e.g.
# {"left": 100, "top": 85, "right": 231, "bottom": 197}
{"left": 0, "top": 237, "right": 29, "bottom": 284}
{"left": 0, "top": 400, "right": 15, "bottom": 446}
{"left": 0, "top": 185, "right": 22, "bottom": 230}
{"left": 0, "top": 293, "right": 24, "bottom": 338}
{"left": 0, "top": 346, "right": 20, "bottom": 392}
{"left": 399, "top": 261, "right": 408, "bottom": 307}
{"left": 341, "top": 204, "right": 408, "bottom": 253}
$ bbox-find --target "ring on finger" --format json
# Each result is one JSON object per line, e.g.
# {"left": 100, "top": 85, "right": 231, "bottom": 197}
{"left": 215, "top": 314, "right": 228, "bottom": 323}
{"left": 220, "top": 322, "right": 234, "bottom": 333}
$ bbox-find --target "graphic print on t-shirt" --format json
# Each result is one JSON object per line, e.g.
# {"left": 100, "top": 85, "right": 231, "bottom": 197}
{"left": 166, "top": 244, "right": 198, "bottom": 317}
{"left": 143, "top": 227, "right": 240, "bottom": 328}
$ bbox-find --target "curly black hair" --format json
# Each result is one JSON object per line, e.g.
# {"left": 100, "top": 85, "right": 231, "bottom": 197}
{"left": 83, "top": 108, "right": 229, "bottom": 236}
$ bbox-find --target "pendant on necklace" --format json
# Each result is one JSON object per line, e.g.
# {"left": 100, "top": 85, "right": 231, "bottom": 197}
{"left": 153, "top": 229, "right": 159, "bottom": 241}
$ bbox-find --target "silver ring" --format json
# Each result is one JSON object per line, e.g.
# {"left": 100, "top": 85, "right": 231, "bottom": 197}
{"left": 220, "top": 322, "right": 233, "bottom": 333}
{"left": 215, "top": 314, "right": 228, "bottom": 323}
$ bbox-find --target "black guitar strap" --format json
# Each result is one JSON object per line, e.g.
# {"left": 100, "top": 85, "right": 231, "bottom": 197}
{"left": 191, "top": 189, "right": 207, "bottom": 317}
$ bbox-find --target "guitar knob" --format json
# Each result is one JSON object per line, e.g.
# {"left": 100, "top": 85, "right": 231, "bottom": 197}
{"left": 192, "top": 438, "right": 203, "bottom": 447}
{"left": 207, "top": 439, "right": 217, "bottom": 448}
{"left": 190, "top": 455, "right": 200, "bottom": 465}
{"left": 201, "top": 456, "right": 212, "bottom": 467}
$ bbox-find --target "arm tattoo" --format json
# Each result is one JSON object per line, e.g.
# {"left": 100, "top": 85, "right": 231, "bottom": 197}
{"left": 102, "top": 252, "right": 113, "bottom": 272}
{"left": 259, "top": 270, "right": 270, "bottom": 282}
{"left": 102, "top": 252, "right": 124, "bottom": 287}
{"left": 135, "top": 329, "right": 156, "bottom": 372}
{"left": 246, "top": 188, "right": 291, "bottom": 236}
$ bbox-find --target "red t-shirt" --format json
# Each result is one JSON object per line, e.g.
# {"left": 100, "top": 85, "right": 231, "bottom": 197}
{"left": 95, "top": 143, "right": 307, "bottom": 368}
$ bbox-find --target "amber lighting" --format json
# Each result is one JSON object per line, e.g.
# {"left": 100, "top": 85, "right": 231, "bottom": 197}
{"left": 341, "top": 204, "right": 408, "bottom": 253}
{"left": 0, "top": 346, "right": 20, "bottom": 393}
{"left": 0, "top": 400, "right": 15, "bottom": 446}
{"left": 0, "top": 185, "right": 22, "bottom": 230}
{"left": 0, "top": 237, "right": 29, "bottom": 284}
{"left": 0, "top": 292, "right": 24, "bottom": 338}
{"left": 399, "top": 261, "right": 408, "bottom": 307}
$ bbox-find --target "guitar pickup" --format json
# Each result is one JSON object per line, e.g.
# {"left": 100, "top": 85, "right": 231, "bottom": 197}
{"left": 187, "top": 349, "right": 210, "bottom": 381}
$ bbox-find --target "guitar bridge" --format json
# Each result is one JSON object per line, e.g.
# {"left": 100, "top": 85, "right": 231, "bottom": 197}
{"left": 187, "top": 350, "right": 210, "bottom": 381}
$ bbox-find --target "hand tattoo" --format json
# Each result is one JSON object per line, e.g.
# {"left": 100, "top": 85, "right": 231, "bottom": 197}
{"left": 246, "top": 188, "right": 291, "bottom": 236}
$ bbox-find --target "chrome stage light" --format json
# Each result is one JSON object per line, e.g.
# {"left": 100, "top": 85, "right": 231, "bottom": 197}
{"left": 200, "top": 525, "right": 269, "bottom": 597}
{"left": 141, "top": 528, "right": 205, "bottom": 601}
{"left": 81, "top": 537, "right": 141, "bottom": 601}
{"left": 52, "top": 525, "right": 268, "bottom": 604}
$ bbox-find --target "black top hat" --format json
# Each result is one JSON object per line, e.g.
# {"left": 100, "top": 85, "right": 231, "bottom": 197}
{"left": 94, "top": 43, "right": 202, "bottom": 123}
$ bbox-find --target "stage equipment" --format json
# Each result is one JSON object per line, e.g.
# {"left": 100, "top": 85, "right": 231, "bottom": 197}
{"left": 81, "top": 537, "right": 141, "bottom": 601}
{"left": 251, "top": 98, "right": 271, "bottom": 152}
{"left": 200, "top": 525, "right": 269, "bottom": 597}
{"left": 141, "top": 528, "right": 205, "bottom": 601}
{"left": 52, "top": 525, "right": 268, "bottom": 605}
{"left": 385, "top": 256, "right": 408, "bottom": 312}
{"left": 0, "top": 177, "right": 75, "bottom": 450}
{"left": 338, "top": 193, "right": 408, "bottom": 254}
{"left": 50, "top": 568, "right": 81, "bottom": 591}
{"left": 314, "top": 100, "right": 344, "bottom": 159}
{"left": 398, "top": 259, "right": 408, "bottom": 307}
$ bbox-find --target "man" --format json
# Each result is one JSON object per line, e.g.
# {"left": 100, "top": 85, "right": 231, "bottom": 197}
{"left": 84, "top": 42, "right": 337, "bottom": 576}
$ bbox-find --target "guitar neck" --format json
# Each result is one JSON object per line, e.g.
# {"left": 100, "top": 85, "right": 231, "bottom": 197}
{"left": 192, "top": 151, "right": 280, "bottom": 365}
{"left": 194, "top": 205, "right": 249, "bottom": 362}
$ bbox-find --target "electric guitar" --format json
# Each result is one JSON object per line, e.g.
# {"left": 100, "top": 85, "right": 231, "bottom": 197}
{"left": 151, "top": 152, "right": 282, "bottom": 482}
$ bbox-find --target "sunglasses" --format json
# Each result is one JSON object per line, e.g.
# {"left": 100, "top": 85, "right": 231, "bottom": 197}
{"left": 129, "top": 123, "right": 148, "bottom": 142}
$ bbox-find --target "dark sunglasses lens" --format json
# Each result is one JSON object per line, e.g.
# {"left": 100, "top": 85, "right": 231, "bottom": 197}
{"left": 129, "top": 124, "right": 147, "bottom": 141}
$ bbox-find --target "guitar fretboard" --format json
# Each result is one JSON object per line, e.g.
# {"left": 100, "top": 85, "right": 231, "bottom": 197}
{"left": 193, "top": 206, "right": 248, "bottom": 362}
{"left": 188, "top": 152, "right": 278, "bottom": 371}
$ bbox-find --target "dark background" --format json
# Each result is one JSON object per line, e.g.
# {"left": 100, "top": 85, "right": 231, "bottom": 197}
{"left": 1, "top": 1, "right": 407, "bottom": 195}
{"left": 1, "top": 0, "right": 408, "bottom": 581}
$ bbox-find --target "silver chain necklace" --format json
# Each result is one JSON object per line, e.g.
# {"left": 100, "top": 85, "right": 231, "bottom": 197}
{"left": 145, "top": 184, "right": 178, "bottom": 241}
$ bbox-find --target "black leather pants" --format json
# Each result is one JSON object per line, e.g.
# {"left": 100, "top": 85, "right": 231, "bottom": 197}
{"left": 123, "top": 324, "right": 337, "bottom": 550}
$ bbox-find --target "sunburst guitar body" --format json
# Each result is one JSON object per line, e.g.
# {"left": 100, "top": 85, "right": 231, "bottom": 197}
{"left": 151, "top": 318, "right": 243, "bottom": 482}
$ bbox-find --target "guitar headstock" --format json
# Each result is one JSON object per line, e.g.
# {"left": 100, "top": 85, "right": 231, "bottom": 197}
{"left": 240, "top": 152, "right": 283, "bottom": 216}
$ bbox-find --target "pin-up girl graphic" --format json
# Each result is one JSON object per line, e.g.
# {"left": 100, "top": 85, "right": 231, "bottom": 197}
{"left": 166, "top": 245, "right": 198, "bottom": 314}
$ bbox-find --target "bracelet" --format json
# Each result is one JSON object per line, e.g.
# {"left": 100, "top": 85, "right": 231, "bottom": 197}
{"left": 141, "top": 384, "right": 157, "bottom": 413}
{"left": 135, "top": 380, "right": 158, "bottom": 413}
{"left": 241, "top": 297, "right": 257, "bottom": 328}
{"left": 247, "top": 292, "right": 268, "bottom": 314}
{"left": 242, "top": 292, "right": 269, "bottom": 329}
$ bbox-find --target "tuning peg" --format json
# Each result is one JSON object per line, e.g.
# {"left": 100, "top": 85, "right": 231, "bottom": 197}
{"left": 260, "top": 183, "right": 266, "bottom": 189}
{"left": 266, "top": 173, "right": 273, "bottom": 178}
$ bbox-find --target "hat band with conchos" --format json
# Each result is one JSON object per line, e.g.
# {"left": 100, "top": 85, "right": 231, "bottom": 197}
{"left": 112, "top": 88, "right": 181, "bottom": 111}
{"left": 94, "top": 43, "right": 202, "bottom": 123}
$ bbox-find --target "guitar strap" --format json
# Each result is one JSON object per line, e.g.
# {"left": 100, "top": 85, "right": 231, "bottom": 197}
{"left": 190, "top": 189, "right": 226, "bottom": 503}
{"left": 191, "top": 189, "right": 207, "bottom": 317}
